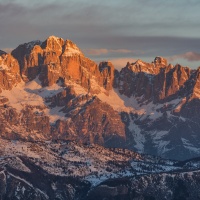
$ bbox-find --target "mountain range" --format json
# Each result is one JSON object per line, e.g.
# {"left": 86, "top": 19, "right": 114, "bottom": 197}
{"left": 1, "top": 36, "right": 200, "bottom": 199}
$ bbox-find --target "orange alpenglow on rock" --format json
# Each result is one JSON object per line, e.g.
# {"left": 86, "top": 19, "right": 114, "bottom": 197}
{"left": 0, "top": 52, "right": 21, "bottom": 92}
{"left": 11, "top": 36, "right": 114, "bottom": 93}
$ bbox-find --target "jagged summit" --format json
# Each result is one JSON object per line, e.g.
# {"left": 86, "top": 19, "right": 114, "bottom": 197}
{"left": 63, "top": 39, "right": 83, "bottom": 57}
{"left": 124, "top": 57, "right": 169, "bottom": 75}
{"left": 10, "top": 36, "right": 89, "bottom": 85}
{"left": 154, "top": 56, "right": 168, "bottom": 66}
{"left": 41, "top": 35, "right": 64, "bottom": 52}
{"left": 47, "top": 35, "right": 64, "bottom": 41}
{"left": 133, "top": 59, "right": 147, "bottom": 66}
{"left": 40, "top": 35, "right": 83, "bottom": 56}
{"left": 11, "top": 35, "right": 83, "bottom": 59}
{"left": 25, "top": 40, "right": 42, "bottom": 50}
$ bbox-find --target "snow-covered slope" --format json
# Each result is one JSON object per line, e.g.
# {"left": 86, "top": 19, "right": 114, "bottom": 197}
{"left": 0, "top": 138, "right": 180, "bottom": 186}
{"left": 0, "top": 138, "right": 200, "bottom": 199}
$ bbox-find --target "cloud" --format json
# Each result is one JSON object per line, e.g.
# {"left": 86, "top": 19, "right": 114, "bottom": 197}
{"left": 169, "top": 52, "right": 200, "bottom": 62}
{"left": 2, "top": 48, "right": 13, "bottom": 53}
{"left": 83, "top": 48, "right": 138, "bottom": 56}
{"left": 84, "top": 49, "right": 109, "bottom": 55}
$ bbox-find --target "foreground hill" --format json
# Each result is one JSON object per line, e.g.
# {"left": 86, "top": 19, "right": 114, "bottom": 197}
{"left": 0, "top": 138, "right": 200, "bottom": 199}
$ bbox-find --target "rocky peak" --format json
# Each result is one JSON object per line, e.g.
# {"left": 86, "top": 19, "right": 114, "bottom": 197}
{"left": 25, "top": 40, "right": 42, "bottom": 51}
{"left": 126, "top": 59, "right": 157, "bottom": 75}
{"left": 11, "top": 36, "right": 103, "bottom": 92}
{"left": 12, "top": 40, "right": 42, "bottom": 56}
{"left": 11, "top": 40, "right": 42, "bottom": 77}
{"left": 129, "top": 59, "right": 148, "bottom": 68}
{"left": 99, "top": 61, "right": 114, "bottom": 72}
{"left": 0, "top": 53, "right": 20, "bottom": 72}
{"left": 0, "top": 53, "right": 21, "bottom": 91}
{"left": 116, "top": 57, "right": 195, "bottom": 102}
{"left": 98, "top": 61, "right": 115, "bottom": 90}
{"left": 40, "top": 36, "right": 83, "bottom": 57}
{"left": 62, "top": 39, "right": 83, "bottom": 57}
{"left": 41, "top": 36, "right": 64, "bottom": 54}
{"left": 187, "top": 67, "right": 200, "bottom": 99}
{"left": 154, "top": 56, "right": 167, "bottom": 66}
{"left": 126, "top": 57, "right": 168, "bottom": 75}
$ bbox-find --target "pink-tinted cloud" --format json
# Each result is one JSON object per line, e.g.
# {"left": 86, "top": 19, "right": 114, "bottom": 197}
{"left": 169, "top": 52, "right": 200, "bottom": 62}
{"left": 2, "top": 48, "right": 13, "bottom": 53}
{"left": 84, "top": 48, "right": 109, "bottom": 55}
{"left": 106, "top": 57, "right": 137, "bottom": 70}
{"left": 84, "top": 48, "right": 138, "bottom": 56}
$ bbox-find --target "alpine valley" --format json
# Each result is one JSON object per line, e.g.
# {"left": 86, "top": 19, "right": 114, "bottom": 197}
{"left": 0, "top": 36, "right": 200, "bottom": 199}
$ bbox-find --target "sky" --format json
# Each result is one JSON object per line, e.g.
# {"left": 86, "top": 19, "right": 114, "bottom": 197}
{"left": 1, "top": 0, "right": 200, "bottom": 69}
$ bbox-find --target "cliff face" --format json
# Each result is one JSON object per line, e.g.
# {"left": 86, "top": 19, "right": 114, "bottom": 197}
{"left": 115, "top": 57, "right": 190, "bottom": 102}
{"left": 0, "top": 52, "right": 21, "bottom": 92}
{"left": 11, "top": 36, "right": 113, "bottom": 92}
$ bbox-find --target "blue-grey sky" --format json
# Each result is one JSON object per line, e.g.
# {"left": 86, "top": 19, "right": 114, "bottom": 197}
{"left": 1, "top": 0, "right": 200, "bottom": 69}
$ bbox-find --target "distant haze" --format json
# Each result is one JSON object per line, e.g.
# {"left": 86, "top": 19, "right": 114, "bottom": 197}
{"left": 1, "top": 0, "right": 200, "bottom": 69}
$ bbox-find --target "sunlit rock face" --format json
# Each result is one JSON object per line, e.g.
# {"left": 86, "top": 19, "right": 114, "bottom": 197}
{"left": 11, "top": 36, "right": 112, "bottom": 93}
{"left": 113, "top": 56, "right": 200, "bottom": 160}
{"left": 0, "top": 52, "right": 21, "bottom": 92}
{"left": 115, "top": 56, "right": 191, "bottom": 103}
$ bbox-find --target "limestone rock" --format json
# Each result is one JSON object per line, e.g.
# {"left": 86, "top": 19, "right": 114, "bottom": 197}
{"left": 115, "top": 57, "right": 191, "bottom": 102}
{"left": 53, "top": 97, "right": 126, "bottom": 147}
{"left": 0, "top": 53, "right": 21, "bottom": 91}
{"left": 154, "top": 56, "right": 168, "bottom": 66}
{"left": 98, "top": 61, "right": 115, "bottom": 90}
{"left": 11, "top": 36, "right": 112, "bottom": 93}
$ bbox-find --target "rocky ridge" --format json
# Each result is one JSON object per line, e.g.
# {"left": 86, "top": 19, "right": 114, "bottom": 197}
{"left": 11, "top": 36, "right": 114, "bottom": 92}
{"left": 0, "top": 138, "right": 200, "bottom": 200}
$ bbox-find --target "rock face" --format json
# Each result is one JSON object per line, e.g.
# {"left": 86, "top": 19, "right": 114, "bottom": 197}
{"left": 154, "top": 56, "right": 168, "bottom": 66}
{"left": 11, "top": 36, "right": 112, "bottom": 92}
{"left": 0, "top": 88, "right": 125, "bottom": 147}
{"left": 115, "top": 58, "right": 190, "bottom": 102}
{"left": 54, "top": 96, "right": 126, "bottom": 147}
{"left": 0, "top": 52, "right": 21, "bottom": 92}
{"left": 0, "top": 105, "right": 50, "bottom": 140}
{"left": 98, "top": 61, "right": 115, "bottom": 90}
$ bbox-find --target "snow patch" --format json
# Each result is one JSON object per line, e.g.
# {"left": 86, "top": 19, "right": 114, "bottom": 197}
{"left": 181, "top": 138, "right": 200, "bottom": 153}
{"left": 1, "top": 77, "right": 67, "bottom": 123}
{"left": 129, "top": 119, "right": 145, "bottom": 153}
